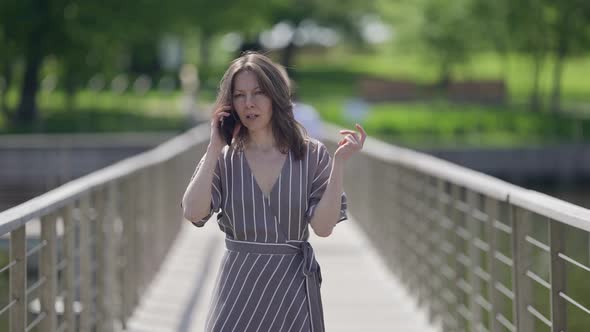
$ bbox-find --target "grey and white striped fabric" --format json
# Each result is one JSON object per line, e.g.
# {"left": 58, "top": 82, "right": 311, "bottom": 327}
{"left": 187, "top": 139, "right": 347, "bottom": 332}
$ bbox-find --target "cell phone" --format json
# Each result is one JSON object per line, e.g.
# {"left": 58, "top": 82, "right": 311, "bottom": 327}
{"left": 219, "top": 109, "right": 240, "bottom": 146}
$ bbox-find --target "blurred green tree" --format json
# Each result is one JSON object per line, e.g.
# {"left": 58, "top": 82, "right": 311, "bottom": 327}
{"left": 379, "top": 0, "right": 481, "bottom": 88}
{"left": 543, "top": 0, "right": 590, "bottom": 112}
{"left": 263, "top": 0, "right": 377, "bottom": 74}
{"left": 379, "top": 0, "right": 590, "bottom": 113}
{"left": 0, "top": 0, "right": 208, "bottom": 124}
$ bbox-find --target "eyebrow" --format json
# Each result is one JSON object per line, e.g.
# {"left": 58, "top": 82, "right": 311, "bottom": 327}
{"left": 234, "top": 86, "right": 261, "bottom": 93}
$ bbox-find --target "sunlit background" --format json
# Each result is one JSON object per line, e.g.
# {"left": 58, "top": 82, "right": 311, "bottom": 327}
{"left": 1, "top": 2, "right": 589, "bottom": 204}
{"left": 1, "top": 0, "right": 590, "bottom": 215}
{"left": 1, "top": 1, "right": 590, "bottom": 330}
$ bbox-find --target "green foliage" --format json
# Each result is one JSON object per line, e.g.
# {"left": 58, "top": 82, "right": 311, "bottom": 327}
{"left": 0, "top": 89, "right": 186, "bottom": 134}
{"left": 361, "top": 102, "right": 590, "bottom": 148}
{"left": 291, "top": 48, "right": 590, "bottom": 148}
{"left": 0, "top": 107, "right": 187, "bottom": 134}
{"left": 376, "top": 0, "right": 590, "bottom": 111}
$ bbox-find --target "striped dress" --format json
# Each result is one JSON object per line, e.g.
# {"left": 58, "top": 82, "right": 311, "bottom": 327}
{"left": 187, "top": 138, "right": 347, "bottom": 332}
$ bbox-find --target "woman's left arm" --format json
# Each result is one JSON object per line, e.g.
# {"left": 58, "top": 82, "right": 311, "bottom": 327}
{"left": 310, "top": 124, "right": 366, "bottom": 237}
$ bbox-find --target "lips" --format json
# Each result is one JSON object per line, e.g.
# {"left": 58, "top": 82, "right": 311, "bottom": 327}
{"left": 245, "top": 114, "right": 259, "bottom": 119}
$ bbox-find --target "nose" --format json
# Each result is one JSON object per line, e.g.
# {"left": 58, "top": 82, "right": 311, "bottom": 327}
{"left": 245, "top": 94, "right": 255, "bottom": 108}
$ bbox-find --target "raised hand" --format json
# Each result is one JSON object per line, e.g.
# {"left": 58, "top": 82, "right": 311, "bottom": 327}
{"left": 334, "top": 123, "right": 366, "bottom": 162}
{"left": 210, "top": 105, "right": 241, "bottom": 152}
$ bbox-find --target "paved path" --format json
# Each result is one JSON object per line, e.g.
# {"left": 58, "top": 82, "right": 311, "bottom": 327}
{"left": 126, "top": 216, "right": 440, "bottom": 332}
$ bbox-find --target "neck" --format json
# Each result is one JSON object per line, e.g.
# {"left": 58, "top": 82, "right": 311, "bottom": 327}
{"left": 246, "top": 127, "right": 276, "bottom": 152}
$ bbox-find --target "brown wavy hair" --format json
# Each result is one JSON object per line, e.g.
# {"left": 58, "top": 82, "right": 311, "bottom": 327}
{"left": 215, "top": 52, "right": 309, "bottom": 160}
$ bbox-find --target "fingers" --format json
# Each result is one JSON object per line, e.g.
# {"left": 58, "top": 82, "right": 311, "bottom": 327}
{"left": 213, "top": 105, "right": 232, "bottom": 117}
{"left": 213, "top": 106, "right": 232, "bottom": 123}
{"left": 344, "top": 135, "right": 357, "bottom": 146}
{"left": 339, "top": 123, "right": 366, "bottom": 147}
{"left": 215, "top": 105, "right": 232, "bottom": 113}
{"left": 339, "top": 130, "right": 359, "bottom": 144}
{"left": 339, "top": 130, "right": 358, "bottom": 137}
{"left": 355, "top": 123, "right": 367, "bottom": 145}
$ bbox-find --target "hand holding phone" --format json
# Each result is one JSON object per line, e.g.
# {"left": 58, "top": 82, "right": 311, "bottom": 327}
{"left": 219, "top": 108, "right": 240, "bottom": 146}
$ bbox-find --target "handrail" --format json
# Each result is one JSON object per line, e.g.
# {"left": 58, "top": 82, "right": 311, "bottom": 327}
{"left": 0, "top": 127, "right": 207, "bottom": 234}
{"left": 0, "top": 124, "right": 211, "bottom": 331}
{"left": 325, "top": 123, "right": 590, "bottom": 232}
{"left": 324, "top": 123, "right": 590, "bottom": 332}
{"left": 2, "top": 121, "right": 588, "bottom": 332}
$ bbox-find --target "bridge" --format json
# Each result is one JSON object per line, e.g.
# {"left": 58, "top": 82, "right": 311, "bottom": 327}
{"left": 0, "top": 122, "right": 589, "bottom": 331}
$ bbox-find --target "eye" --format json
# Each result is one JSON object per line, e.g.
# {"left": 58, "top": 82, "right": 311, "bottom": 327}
{"left": 233, "top": 93, "right": 244, "bottom": 98}
{"left": 255, "top": 90, "right": 264, "bottom": 95}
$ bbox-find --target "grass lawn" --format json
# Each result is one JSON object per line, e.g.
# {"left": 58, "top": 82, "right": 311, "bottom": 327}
{"left": 0, "top": 90, "right": 188, "bottom": 134}
{"left": 1, "top": 46, "right": 588, "bottom": 147}
{"left": 289, "top": 46, "right": 590, "bottom": 148}
{"left": 295, "top": 45, "right": 590, "bottom": 105}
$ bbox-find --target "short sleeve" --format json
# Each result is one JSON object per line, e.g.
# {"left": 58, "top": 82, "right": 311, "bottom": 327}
{"left": 304, "top": 141, "right": 348, "bottom": 224}
{"left": 181, "top": 152, "right": 223, "bottom": 227}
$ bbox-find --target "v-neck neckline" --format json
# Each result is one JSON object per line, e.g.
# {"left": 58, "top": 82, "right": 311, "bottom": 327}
{"left": 242, "top": 148, "right": 290, "bottom": 200}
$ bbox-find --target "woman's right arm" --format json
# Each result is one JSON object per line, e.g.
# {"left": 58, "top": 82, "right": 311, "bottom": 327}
{"left": 181, "top": 144, "right": 223, "bottom": 222}
{"left": 181, "top": 104, "right": 239, "bottom": 223}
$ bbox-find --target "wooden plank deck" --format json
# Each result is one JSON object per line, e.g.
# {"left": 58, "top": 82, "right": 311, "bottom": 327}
{"left": 126, "top": 216, "right": 441, "bottom": 332}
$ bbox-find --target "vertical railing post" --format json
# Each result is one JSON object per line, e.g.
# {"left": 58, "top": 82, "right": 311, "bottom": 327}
{"left": 437, "top": 179, "right": 453, "bottom": 331}
{"left": 62, "top": 204, "right": 76, "bottom": 332}
{"left": 40, "top": 212, "right": 58, "bottom": 331}
{"left": 450, "top": 184, "right": 464, "bottom": 330}
{"left": 96, "top": 185, "right": 117, "bottom": 332}
{"left": 428, "top": 177, "right": 444, "bottom": 325}
{"left": 95, "top": 188, "right": 106, "bottom": 332}
{"left": 395, "top": 167, "right": 409, "bottom": 286}
{"left": 549, "top": 220, "right": 567, "bottom": 332}
{"left": 121, "top": 177, "right": 137, "bottom": 323}
{"left": 387, "top": 163, "right": 400, "bottom": 277}
{"left": 416, "top": 172, "right": 430, "bottom": 309}
{"left": 511, "top": 204, "right": 534, "bottom": 332}
{"left": 148, "top": 166, "right": 157, "bottom": 280}
{"left": 485, "top": 197, "right": 502, "bottom": 332}
{"left": 138, "top": 170, "right": 149, "bottom": 294}
{"left": 466, "top": 190, "right": 482, "bottom": 330}
{"left": 119, "top": 178, "right": 132, "bottom": 327}
{"left": 400, "top": 168, "right": 414, "bottom": 288}
{"left": 367, "top": 157, "right": 381, "bottom": 257}
{"left": 79, "top": 194, "right": 93, "bottom": 331}
{"left": 418, "top": 174, "right": 432, "bottom": 315}
{"left": 155, "top": 163, "right": 165, "bottom": 266}
{"left": 10, "top": 226, "right": 27, "bottom": 332}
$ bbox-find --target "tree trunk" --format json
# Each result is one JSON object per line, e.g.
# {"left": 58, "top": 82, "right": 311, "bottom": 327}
{"left": 63, "top": 65, "right": 78, "bottom": 112}
{"left": 529, "top": 52, "right": 543, "bottom": 112}
{"left": 65, "top": 77, "right": 78, "bottom": 112}
{"left": 438, "top": 61, "right": 451, "bottom": 90}
{"left": 550, "top": 48, "right": 566, "bottom": 113}
{"left": 1, "top": 61, "right": 12, "bottom": 119}
{"left": 199, "top": 30, "right": 212, "bottom": 84}
{"left": 550, "top": 7, "right": 570, "bottom": 114}
{"left": 16, "top": 45, "right": 43, "bottom": 124}
{"left": 281, "top": 41, "right": 297, "bottom": 79}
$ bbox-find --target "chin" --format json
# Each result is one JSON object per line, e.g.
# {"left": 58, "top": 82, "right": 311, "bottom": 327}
{"left": 245, "top": 122, "right": 272, "bottom": 133}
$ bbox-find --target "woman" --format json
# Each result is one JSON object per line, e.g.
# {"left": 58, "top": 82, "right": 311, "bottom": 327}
{"left": 181, "top": 52, "right": 366, "bottom": 332}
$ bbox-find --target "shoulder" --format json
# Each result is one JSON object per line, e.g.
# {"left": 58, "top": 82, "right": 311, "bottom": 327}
{"left": 304, "top": 138, "right": 329, "bottom": 161}
{"left": 305, "top": 137, "right": 322, "bottom": 152}
{"left": 215, "top": 145, "right": 233, "bottom": 164}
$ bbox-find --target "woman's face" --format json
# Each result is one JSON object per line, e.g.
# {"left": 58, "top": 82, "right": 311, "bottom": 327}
{"left": 232, "top": 70, "right": 273, "bottom": 133}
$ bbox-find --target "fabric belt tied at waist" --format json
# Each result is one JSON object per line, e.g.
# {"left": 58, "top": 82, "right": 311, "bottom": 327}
{"left": 225, "top": 239, "right": 325, "bottom": 332}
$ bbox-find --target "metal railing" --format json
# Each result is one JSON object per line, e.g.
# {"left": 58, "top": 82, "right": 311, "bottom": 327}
{"left": 323, "top": 124, "right": 590, "bottom": 332}
{"left": 0, "top": 126, "right": 209, "bottom": 331}
{"left": 3, "top": 121, "right": 589, "bottom": 331}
